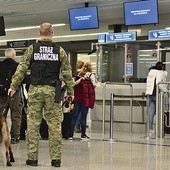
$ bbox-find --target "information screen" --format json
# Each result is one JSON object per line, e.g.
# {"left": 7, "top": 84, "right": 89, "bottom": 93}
{"left": 68, "top": 6, "right": 99, "bottom": 30}
{"left": 123, "top": 0, "right": 159, "bottom": 26}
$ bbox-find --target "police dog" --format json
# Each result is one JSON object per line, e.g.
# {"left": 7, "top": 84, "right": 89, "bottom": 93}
{"left": 0, "top": 114, "right": 15, "bottom": 166}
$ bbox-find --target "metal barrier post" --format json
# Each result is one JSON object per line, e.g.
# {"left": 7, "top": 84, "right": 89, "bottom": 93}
{"left": 109, "top": 93, "right": 118, "bottom": 142}
{"left": 156, "top": 82, "right": 170, "bottom": 139}
{"left": 146, "top": 95, "right": 150, "bottom": 138}
{"left": 102, "top": 82, "right": 107, "bottom": 140}
{"left": 102, "top": 82, "right": 133, "bottom": 140}
{"left": 160, "top": 92, "right": 164, "bottom": 138}
{"left": 156, "top": 83, "right": 159, "bottom": 138}
{"left": 109, "top": 93, "right": 114, "bottom": 140}
{"left": 129, "top": 96, "right": 133, "bottom": 134}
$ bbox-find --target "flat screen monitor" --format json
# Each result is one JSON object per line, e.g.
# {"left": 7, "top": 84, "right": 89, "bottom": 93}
{"left": 123, "top": 0, "right": 159, "bottom": 26}
{"left": 68, "top": 6, "right": 99, "bottom": 31}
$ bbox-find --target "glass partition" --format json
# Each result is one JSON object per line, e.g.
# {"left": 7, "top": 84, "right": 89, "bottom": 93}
{"left": 96, "top": 44, "right": 125, "bottom": 82}
{"left": 137, "top": 49, "right": 159, "bottom": 79}
{"left": 95, "top": 40, "right": 170, "bottom": 83}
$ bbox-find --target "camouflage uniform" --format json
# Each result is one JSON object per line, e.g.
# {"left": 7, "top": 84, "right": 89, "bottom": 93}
{"left": 10, "top": 41, "right": 74, "bottom": 161}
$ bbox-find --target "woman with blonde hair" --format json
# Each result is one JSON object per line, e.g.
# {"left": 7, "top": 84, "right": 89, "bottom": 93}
{"left": 69, "top": 62, "right": 96, "bottom": 140}
{"left": 79, "top": 62, "right": 96, "bottom": 86}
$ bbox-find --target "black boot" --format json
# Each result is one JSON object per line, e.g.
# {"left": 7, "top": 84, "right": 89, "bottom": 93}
{"left": 26, "top": 159, "right": 38, "bottom": 166}
{"left": 51, "top": 159, "right": 61, "bottom": 167}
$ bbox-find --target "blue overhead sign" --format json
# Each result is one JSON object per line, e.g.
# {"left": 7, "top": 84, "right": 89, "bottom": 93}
{"left": 149, "top": 29, "right": 170, "bottom": 40}
{"left": 106, "top": 32, "right": 136, "bottom": 42}
{"left": 98, "top": 34, "right": 106, "bottom": 43}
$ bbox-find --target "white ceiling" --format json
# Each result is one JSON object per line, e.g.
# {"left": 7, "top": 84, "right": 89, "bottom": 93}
{"left": 0, "top": 0, "right": 170, "bottom": 43}
{"left": 0, "top": 0, "right": 169, "bottom": 29}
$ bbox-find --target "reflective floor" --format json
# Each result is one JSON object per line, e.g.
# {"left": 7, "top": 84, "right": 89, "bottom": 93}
{"left": 0, "top": 131, "right": 170, "bottom": 170}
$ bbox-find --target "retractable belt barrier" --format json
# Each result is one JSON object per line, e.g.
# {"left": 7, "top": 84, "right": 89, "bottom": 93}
{"left": 109, "top": 93, "right": 146, "bottom": 141}
{"left": 102, "top": 82, "right": 133, "bottom": 140}
{"left": 156, "top": 82, "right": 170, "bottom": 138}
{"left": 104, "top": 81, "right": 170, "bottom": 141}
{"left": 110, "top": 94, "right": 146, "bottom": 98}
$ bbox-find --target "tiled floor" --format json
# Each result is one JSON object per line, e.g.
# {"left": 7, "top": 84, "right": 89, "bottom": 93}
{"left": 0, "top": 131, "right": 170, "bottom": 170}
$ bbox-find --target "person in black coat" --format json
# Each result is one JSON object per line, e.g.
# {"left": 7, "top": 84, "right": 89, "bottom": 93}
{"left": 0, "top": 48, "right": 22, "bottom": 144}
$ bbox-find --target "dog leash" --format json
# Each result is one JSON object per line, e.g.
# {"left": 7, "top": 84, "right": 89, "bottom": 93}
{"left": 1, "top": 95, "right": 11, "bottom": 117}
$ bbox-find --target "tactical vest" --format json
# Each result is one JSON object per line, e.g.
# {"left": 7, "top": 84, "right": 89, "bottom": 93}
{"left": 30, "top": 41, "right": 61, "bottom": 86}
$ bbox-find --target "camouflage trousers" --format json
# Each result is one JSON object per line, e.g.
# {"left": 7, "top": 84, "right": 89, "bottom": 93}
{"left": 26, "top": 85, "right": 63, "bottom": 161}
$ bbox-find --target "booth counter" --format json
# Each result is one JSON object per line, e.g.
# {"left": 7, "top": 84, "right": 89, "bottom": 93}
{"left": 91, "top": 83, "right": 147, "bottom": 133}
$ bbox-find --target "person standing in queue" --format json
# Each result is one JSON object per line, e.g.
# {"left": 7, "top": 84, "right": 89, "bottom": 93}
{"left": 146, "top": 62, "right": 168, "bottom": 139}
{"left": 0, "top": 48, "right": 23, "bottom": 144}
{"left": 8, "top": 22, "right": 74, "bottom": 167}
{"left": 74, "top": 60, "right": 84, "bottom": 133}
{"left": 69, "top": 62, "right": 96, "bottom": 140}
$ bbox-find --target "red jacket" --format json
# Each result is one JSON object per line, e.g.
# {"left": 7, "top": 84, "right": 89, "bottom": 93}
{"left": 82, "top": 78, "right": 95, "bottom": 109}
{"left": 74, "top": 78, "right": 95, "bottom": 109}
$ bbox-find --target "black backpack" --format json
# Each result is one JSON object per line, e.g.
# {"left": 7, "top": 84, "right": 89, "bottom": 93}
{"left": 0, "top": 61, "right": 14, "bottom": 96}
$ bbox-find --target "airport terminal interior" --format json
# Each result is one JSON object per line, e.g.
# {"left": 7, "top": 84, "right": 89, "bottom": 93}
{"left": 0, "top": 0, "right": 170, "bottom": 169}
